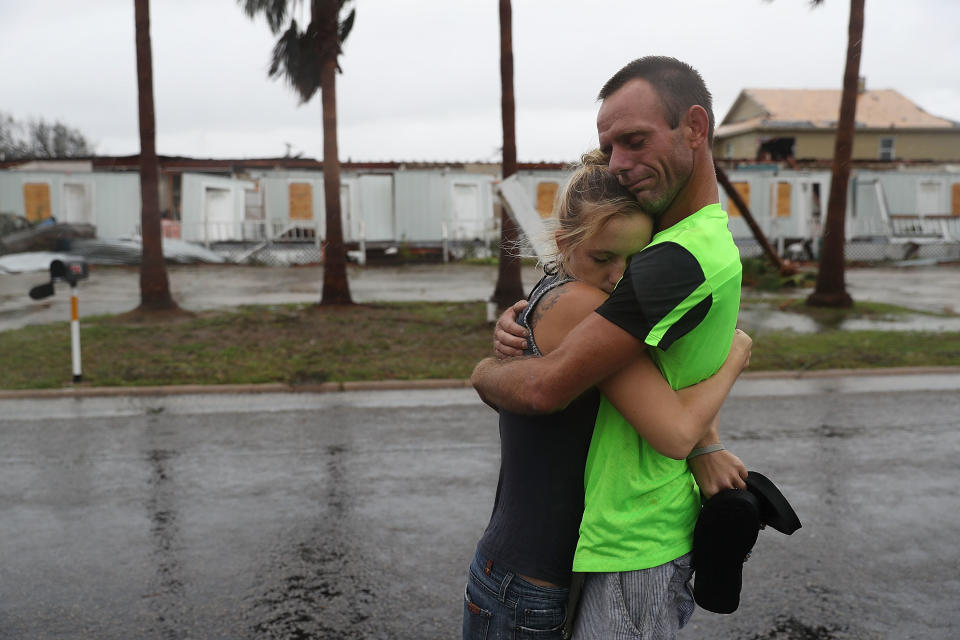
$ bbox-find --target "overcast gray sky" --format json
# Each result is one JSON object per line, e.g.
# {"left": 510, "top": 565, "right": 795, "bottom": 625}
{"left": 2, "top": 0, "right": 958, "bottom": 163}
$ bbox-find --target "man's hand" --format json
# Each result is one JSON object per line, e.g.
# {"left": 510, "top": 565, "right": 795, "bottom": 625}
{"left": 688, "top": 449, "right": 747, "bottom": 500}
{"left": 493, "top": 299, "right": 529, "bottom": 359}
{"left": 730, "top": 328, "right": 752, "bottom": 372}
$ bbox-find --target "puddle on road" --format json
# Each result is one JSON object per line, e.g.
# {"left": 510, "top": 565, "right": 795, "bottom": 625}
{"left": 143, "top": 448, "right": 187, "bottom": 637}
{"left": 746, "top": 616, "right": 850, "bottom": 640}
{"left": 245, "top": 442, "right": 378, "bottom": 639}
{"left": 738, "top": 306, "right": 960, "bottom": 334}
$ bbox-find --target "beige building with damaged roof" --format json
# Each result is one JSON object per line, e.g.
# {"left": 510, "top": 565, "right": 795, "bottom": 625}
{"left": 714, "top": 86, "right": 960, "bottom": 163}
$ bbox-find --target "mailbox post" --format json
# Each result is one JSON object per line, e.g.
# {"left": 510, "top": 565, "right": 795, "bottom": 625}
{"left": 29, "top": 259, "right": 89, "bottom": 383}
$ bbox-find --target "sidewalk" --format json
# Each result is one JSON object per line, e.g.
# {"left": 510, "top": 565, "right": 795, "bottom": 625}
{"left": 3, "top": 366, "right": 960, "bottom": 401}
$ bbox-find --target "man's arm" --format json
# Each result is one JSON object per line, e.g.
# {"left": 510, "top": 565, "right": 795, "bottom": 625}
{"left": 471, "top": 311, "right": 645, "bottom": 414}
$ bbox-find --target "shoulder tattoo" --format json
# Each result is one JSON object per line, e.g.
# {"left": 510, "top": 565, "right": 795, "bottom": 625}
{"left": 530, "top": 285, "right": 567, "bottom": 329}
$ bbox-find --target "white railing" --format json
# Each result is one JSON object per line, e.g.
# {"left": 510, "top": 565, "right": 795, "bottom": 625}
{"left": 887, "top": 216, "right": 953, "bottom": 242}
{"left": 136, "top": 220, "right": 324, "bottom": 245}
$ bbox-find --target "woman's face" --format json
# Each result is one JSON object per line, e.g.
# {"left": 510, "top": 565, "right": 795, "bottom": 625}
{"left": 561, "top": 214, "right": 653, "bottom": 294}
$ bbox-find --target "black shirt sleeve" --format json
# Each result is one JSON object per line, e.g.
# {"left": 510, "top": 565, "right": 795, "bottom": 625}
{"left": 596, "top": 242, "right": 711, "bottom": 350}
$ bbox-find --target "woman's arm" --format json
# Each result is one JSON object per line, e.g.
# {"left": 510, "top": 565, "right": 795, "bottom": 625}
{"left": 597, "top": 330, "right": 751, "bottom": 460}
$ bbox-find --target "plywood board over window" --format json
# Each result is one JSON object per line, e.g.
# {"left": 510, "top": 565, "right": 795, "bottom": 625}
{"left": 726, "top": 181, "right": 750, "bottom": 218}
{"left": 23, "top": 183, "right": 52, "bottom": 223}
{"left": 952, "top": 183, "right": 960, "bottom": 216}
{"left": 775, "top": 182, "right": 791, "bottom": 217}
{"left": 536, "top": 182, "right": 558, "bottom": 218}
{"left": 289, "top": 182, "right": 313, "bottom": 220}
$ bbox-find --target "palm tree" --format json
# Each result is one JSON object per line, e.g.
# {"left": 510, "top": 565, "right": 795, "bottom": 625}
{"left": 806, "top": 0, "right": 862, "bottom": 308}
{"left": 241, "top": 0, "right": 355, "bottom": 305}
{"left": 134, "top": 0, "right": 178, "bottom": 311}
{"left": 490, "top": 0, "right": 525, "bottom": 312}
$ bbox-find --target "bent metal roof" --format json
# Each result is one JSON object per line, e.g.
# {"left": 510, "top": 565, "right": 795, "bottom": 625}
{"left": 0, "top": 156, "right": 568, "bottom": 173}
{"left": 716, "top": 88, "right": 960, "bottom": 138}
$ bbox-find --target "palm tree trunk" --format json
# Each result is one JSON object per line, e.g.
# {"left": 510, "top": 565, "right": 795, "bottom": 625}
{"left": 491, "top": 0, "right": 524, "bottom": 311}
{"left": 134, "top": 0, "right": 177, "bottom": 311}
{"left": 807, "top": 0, "right": 862, "bottom": 308}
{"left": 318, "top": 4, "right": 352, "bottom": 305}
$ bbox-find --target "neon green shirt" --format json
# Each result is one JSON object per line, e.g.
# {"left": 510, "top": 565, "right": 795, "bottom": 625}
{"left": 573, "top": 203, "right": 742, "bottom": 572}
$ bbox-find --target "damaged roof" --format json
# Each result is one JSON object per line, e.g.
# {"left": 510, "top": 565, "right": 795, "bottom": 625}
{"left": 716, "top": 88, "right": 960, "bottom": 138}
{"left": 1, "top": 156, "right": 568, "bottom": 173}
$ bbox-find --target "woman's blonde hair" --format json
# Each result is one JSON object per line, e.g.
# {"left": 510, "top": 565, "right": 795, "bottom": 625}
{"left": 543, "top": 149, "right": 649, "bottom": 276}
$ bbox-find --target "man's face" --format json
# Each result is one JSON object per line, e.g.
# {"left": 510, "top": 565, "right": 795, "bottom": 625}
{"left": 597, "top": 79, "right": 694, "bottom": 219}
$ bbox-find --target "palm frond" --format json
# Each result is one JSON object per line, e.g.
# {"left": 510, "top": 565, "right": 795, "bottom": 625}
{"left": 248, "top": 0, "right": 354, "bottom": 102}
{"left": 269, "top": 20, "right": 323, "bottom": 103}
{"left": 338, "top": 7, "right": 356, "bottom": 43}
{"left": 239, "top": 0, "right": 293, "bottom": 34}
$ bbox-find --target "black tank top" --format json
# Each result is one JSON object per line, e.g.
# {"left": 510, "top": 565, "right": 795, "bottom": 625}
{"left": 475, "top": 274, "right": 602, "bottom": 586}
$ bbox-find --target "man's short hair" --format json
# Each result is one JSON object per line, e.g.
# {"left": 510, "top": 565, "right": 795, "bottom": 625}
{"left": 599, "top": 56, "right": 715, "bottom": 145}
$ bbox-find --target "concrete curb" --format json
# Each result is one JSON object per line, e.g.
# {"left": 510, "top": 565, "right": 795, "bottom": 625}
{"left": 0, "top": 378, "right": 475, "bottom": 400}
{"left": 1, "top": 367, "right": 958, "bottom": 400}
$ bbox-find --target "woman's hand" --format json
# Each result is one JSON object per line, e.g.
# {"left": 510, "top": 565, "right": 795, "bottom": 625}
{"left": 689, "top": 447, "right": 748, "bottom": 499}
{"left": 493, "top": 299, "right": 529, "bottom": 359}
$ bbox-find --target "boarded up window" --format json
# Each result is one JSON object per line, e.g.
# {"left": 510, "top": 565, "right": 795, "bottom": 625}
{"left": 726, "top": 182, "right": 750, "bottom": 218}
{"left": 289, "top": 182, "right": 313, "bottom": 220}
{"left": 775, "top": 182, "right": 791, "bottom": 217}
{"left": 23, "top": 183, "right": 52, "bottom": 223}
{"left": 536, "top": 182, "right": 558, "bottom": 218}
{"left": 952, "top": 183, "right": 960, "bottom": 216}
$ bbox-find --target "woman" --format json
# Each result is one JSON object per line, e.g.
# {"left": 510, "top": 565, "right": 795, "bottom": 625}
{"left": 462, "top": 150, "right": 751, "bottom": 639}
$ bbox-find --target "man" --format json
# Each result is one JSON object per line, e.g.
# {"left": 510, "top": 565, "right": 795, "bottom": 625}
{"left": 472, "top": 56, "right": 746, "bottom": 638}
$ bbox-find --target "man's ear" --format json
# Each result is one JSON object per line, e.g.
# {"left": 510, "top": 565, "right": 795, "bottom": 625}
{"left": 683, "top": 105, "right": 710, "bottom": 150}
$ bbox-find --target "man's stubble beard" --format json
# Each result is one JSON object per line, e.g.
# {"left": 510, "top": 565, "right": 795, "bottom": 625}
{"left": 633, "top": 142, "right": 695, "bottom": 222}
{"left": 633, "top": 169, "right": 691, "bottom": 221}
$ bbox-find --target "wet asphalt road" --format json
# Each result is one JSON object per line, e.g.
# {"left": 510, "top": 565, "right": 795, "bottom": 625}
{"left": 2, "top": 374, "right": 960, "bottom": 639}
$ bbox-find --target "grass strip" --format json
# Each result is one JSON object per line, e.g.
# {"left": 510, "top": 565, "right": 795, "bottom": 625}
{"left": 1, "top": 300, "right": 959, "bottom": 390}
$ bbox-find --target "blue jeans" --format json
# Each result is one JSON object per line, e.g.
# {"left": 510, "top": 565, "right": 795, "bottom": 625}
{"left": 462, "top": 550, "right": 570, "bottom": 639}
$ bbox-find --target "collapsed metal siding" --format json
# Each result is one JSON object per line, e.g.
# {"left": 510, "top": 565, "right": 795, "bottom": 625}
{"left": 720, "top": 167, "right": 960, "bottom": 242}
{"left": 721, "top": 169, "right": 832, "bottom": 242}
{"left": 850, "top": 169, "right": 960, "bottom": 239}
{"left": 0, "top": 170, "right": 140, "bottom": 238}
{"left": 6, "top": 165, "right": 958, "bottom": 249}
{"left": 179, "top": 174, "right": 253, "bottom": 243}
{"left": 92, "top": 174, "right": 141, "bottom": 238}
{"left": 256, "top": 172, "right": 322, "bottom": 236}
{"left": 509, "top": 168, "right": 570, "bottom": 213}
{"left": 393, "top": 170, "right": 495, "bottom": 243}
{"left": 248, "top": 168, "right": 497, "bottom": 244}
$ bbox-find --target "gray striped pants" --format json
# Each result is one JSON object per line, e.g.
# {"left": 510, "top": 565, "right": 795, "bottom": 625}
{"left": 572, "top": 553, "right": 695, "bottom": 640}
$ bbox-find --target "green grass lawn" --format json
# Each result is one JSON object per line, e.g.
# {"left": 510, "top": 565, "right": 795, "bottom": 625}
{"left": 1, "top": 299, "right": 959, "bottom": 390}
